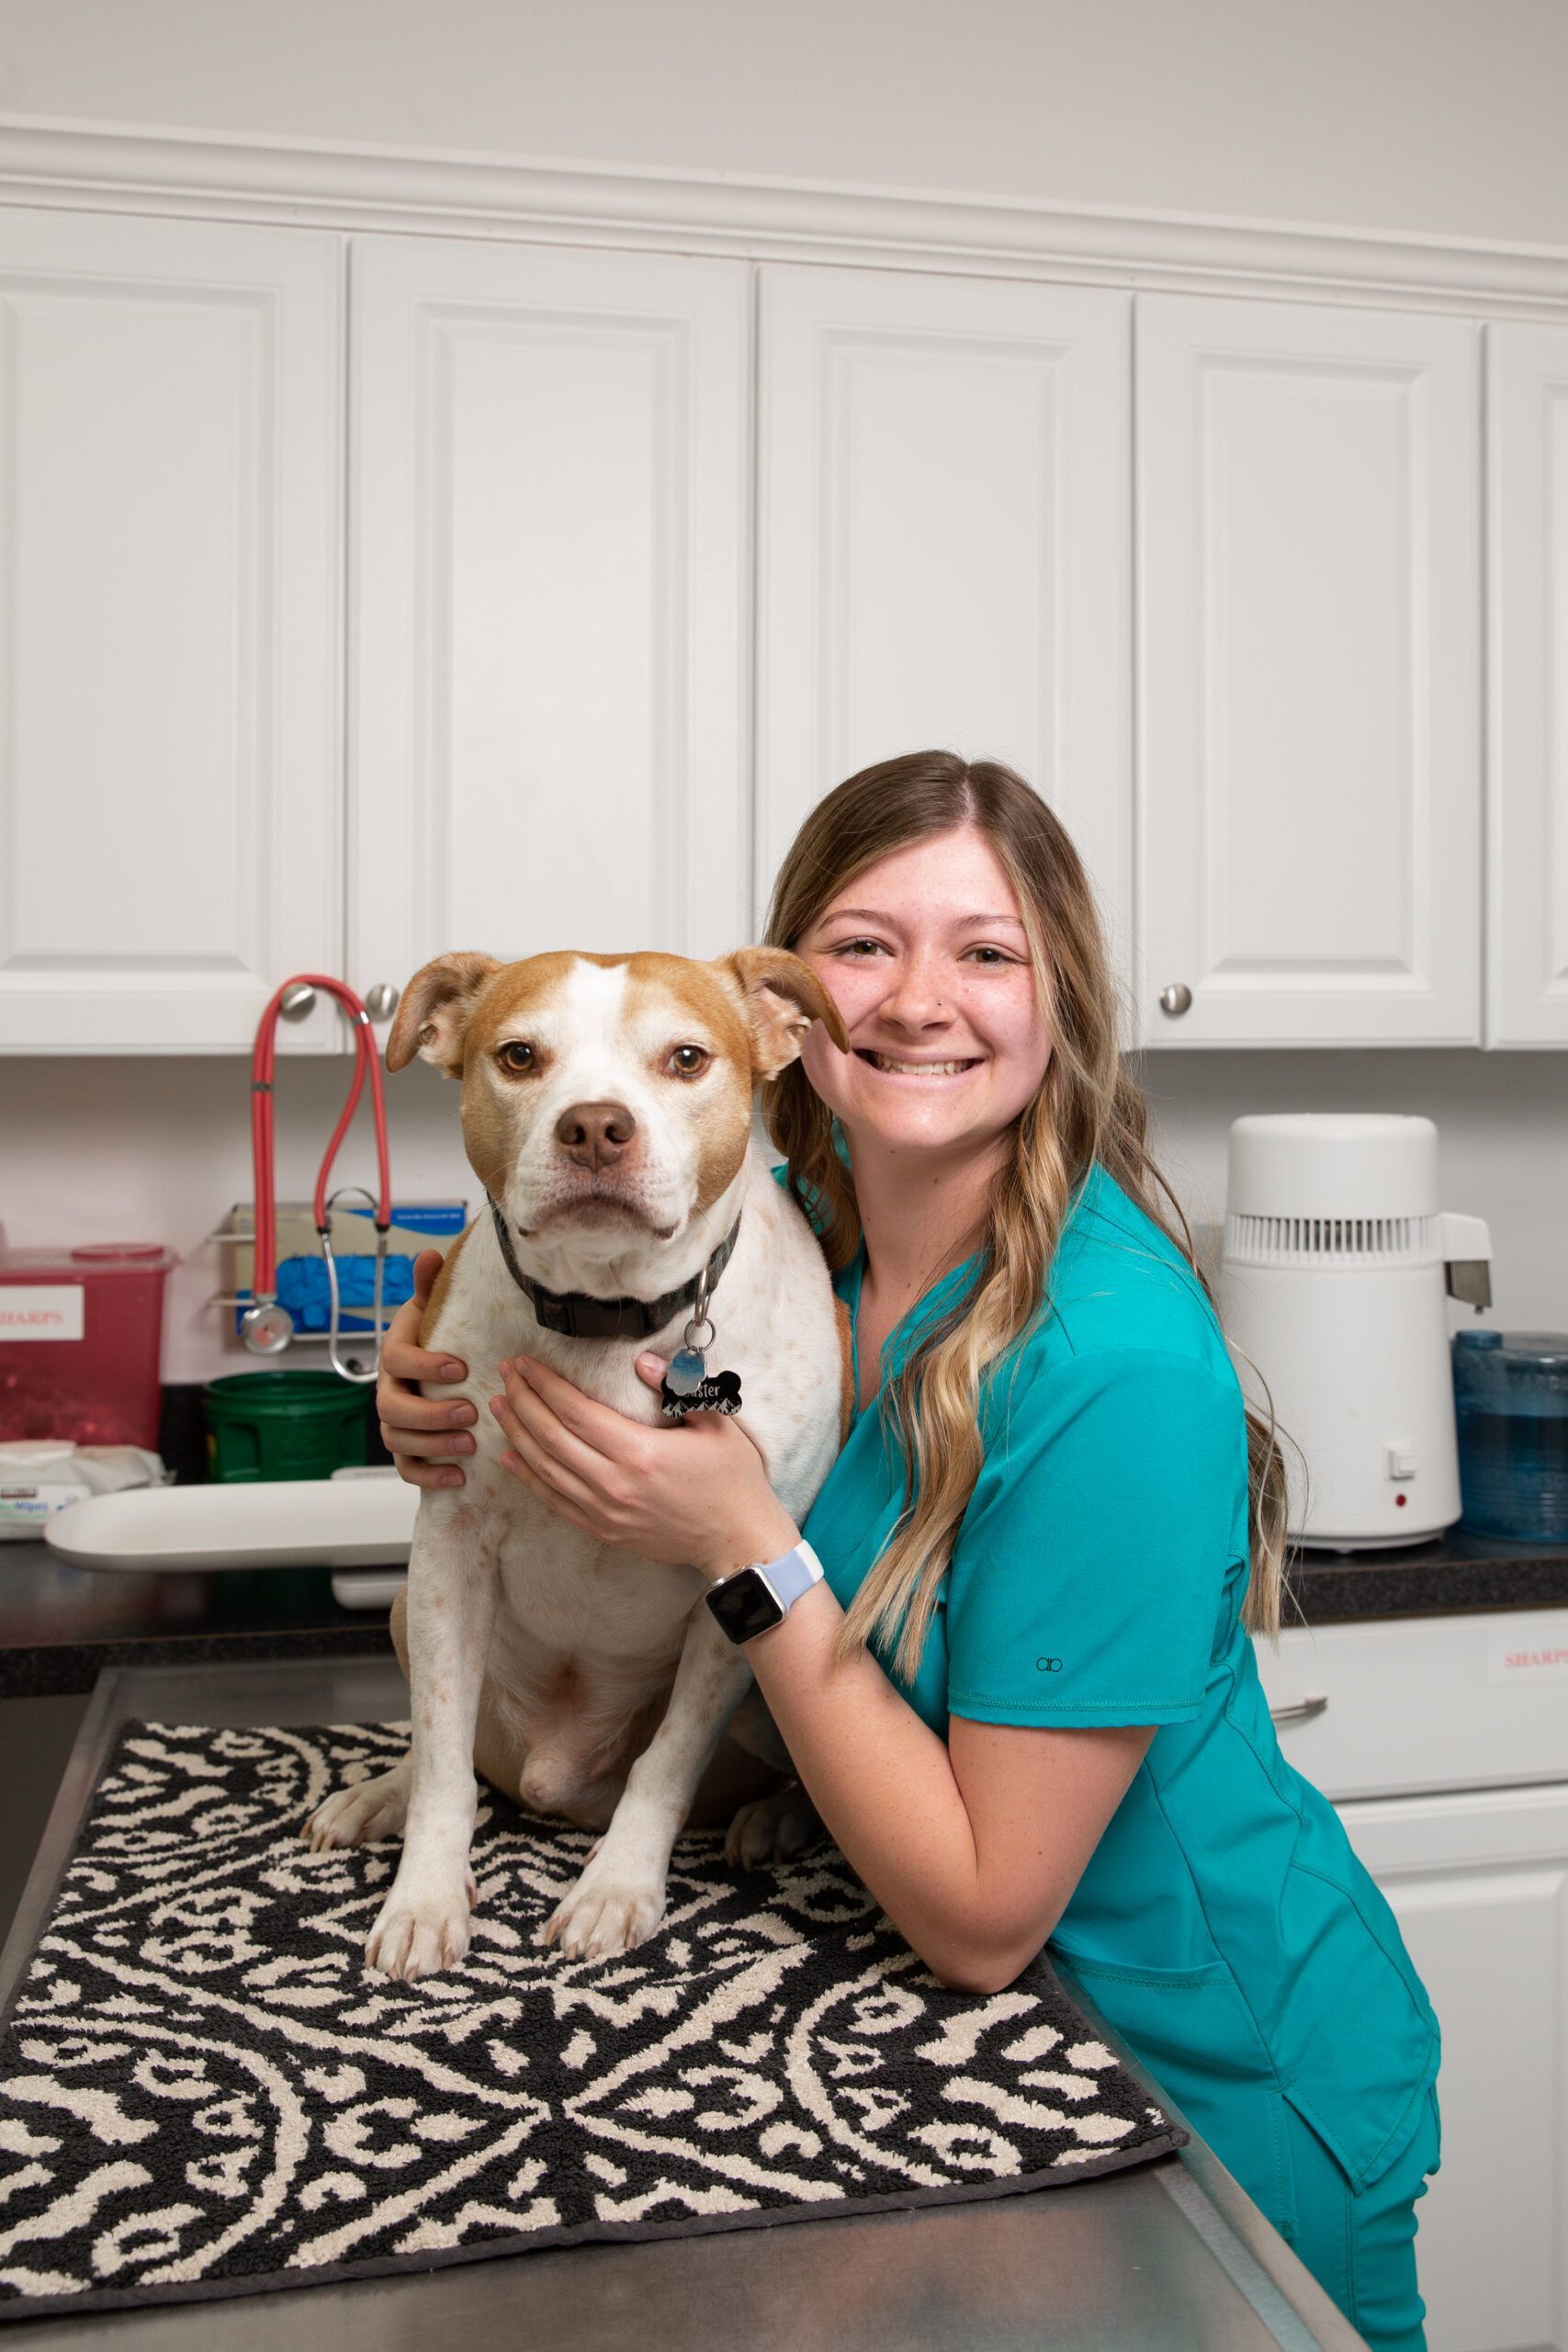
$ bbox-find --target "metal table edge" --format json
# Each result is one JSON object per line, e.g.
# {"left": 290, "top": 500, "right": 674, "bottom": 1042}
{"left": 1043, "top": 1970, "right": 1370, "bottom": 2351}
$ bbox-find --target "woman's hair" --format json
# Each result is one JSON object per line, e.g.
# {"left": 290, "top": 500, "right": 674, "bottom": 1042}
{"left": 761, "top": 749, "right": 1294, "bottom": 1679}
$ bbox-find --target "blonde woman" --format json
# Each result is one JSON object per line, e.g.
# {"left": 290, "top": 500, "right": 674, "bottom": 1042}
{"left": 377, "top": 752, "right": 1441, "bottom": 2352}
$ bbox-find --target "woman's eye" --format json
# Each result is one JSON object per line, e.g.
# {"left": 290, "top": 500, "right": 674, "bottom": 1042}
{"left": 670, "top": 1045, "right": 711, "bottom": 1077}
{"left": 965, "top": 945, "right": 1016, "bottom": 965}
{"left": 832, "top": 938, "right": 886, "bottom": 957}
{"left": 498, "top": 1041, "right": 535, "bottom": 1073}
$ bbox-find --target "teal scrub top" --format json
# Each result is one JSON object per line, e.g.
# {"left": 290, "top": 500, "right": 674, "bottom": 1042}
{"left": 787, "top": 1159, "right": 1440, "bottom": 2225}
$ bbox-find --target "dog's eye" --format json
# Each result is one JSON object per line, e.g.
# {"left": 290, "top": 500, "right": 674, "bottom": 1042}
{"left": 669, "top": 1045, "right": 711, "bottom": 1078}
{"left": 498, "top": 1041, "right": 536, "bottom": 1074}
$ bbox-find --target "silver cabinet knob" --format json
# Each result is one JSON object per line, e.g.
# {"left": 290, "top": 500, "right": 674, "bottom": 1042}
{"left": 364, "top": 982, "right": 400, "bottom": 1021}
{"left": 278, "top": 983, "right": 316, "bottom": 1022}
{"left": 1158, "top": 983, "right": 1193, "bottom": 1017}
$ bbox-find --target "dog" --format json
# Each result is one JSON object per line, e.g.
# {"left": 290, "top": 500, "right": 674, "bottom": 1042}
{"left": 305, "top": 945, "right": 850, "bottom": 1977}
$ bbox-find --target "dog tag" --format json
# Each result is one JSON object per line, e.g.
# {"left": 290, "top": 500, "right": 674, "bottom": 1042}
{"left": 660, "top": 1360, "right": 744, "bottom": 1421}
{"left": 660, "top": 1297, "right": 741, "bottom": 1419}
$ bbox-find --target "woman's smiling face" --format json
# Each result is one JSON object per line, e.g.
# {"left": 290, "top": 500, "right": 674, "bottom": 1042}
{"left": 794, "top": 824, "right": 1052, "bottom": 1160}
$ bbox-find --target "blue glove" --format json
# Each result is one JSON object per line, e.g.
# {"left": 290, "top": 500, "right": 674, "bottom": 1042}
{"left": 275, "top": 1251, "right": 415, "bottom": 1333}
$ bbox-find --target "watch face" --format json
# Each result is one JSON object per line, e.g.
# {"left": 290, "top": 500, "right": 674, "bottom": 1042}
{"left": 705, "top": 1567, "right": 785, "bottom": 1644}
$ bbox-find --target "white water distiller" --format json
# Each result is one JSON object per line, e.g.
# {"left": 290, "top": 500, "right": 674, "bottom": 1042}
{"left": 1216, "top": 1114, "right": 1493, "bottom": 1551}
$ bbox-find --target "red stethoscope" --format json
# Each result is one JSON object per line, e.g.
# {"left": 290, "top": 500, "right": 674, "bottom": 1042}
{"left": 241, "top": 976, "right": 393, "bottom": 1384}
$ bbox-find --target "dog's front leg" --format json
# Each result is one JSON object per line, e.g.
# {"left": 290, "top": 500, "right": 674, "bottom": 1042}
{"left": 364, "top": 1498, "right": 498, "bottom": 1983}
{"left": 543, "top": 1604, "right": 750, "bottom": 1962}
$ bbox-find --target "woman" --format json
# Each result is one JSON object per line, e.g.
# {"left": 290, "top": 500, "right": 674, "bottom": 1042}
{"left": 376, "top": 751, "right": 1441, "bottom": 2351}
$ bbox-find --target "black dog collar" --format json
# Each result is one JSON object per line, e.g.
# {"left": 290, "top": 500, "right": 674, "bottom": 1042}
{"left": 486, "top": 1195, "right": 741, "bottom": 1341}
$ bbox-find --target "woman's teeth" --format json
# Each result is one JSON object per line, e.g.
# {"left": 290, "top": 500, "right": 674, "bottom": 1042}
{"left": 858, "top": 1050, "right": 977, "bottom": 1077}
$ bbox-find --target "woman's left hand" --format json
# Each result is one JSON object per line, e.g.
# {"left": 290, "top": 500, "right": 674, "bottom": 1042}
{"left": 489, "top": 1353, "right": 801, "bottom": 1580}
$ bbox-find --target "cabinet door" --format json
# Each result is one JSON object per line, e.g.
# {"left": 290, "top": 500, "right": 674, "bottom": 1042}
{"left": 349, "top": 239, "right": 749, "bottom": 1001}
{"left": 1337, "top": 1784, "right": 1568, "bottom": 2352}
{"left": 755, "top": 267, "right": 1132, "bottom": 985}
{"left": 1487, "top": 322, "right": 1568, "bottom": 1046}
{"left": 0, "top": 209, "right": 343, "bottom": 1053}
{"left": 1137, "top": 295, "right": 1481, "bottom": 1046}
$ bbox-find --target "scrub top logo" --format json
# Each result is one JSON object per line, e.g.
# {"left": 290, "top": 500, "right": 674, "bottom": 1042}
{"left": 1034, "top": 1657, "right": 1063, "bottom": 1673}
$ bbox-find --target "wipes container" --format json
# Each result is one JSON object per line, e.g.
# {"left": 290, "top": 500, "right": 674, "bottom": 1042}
{"left": 1452, "top": 1329, "right": 1568, "bottom": 1542}
{"left": 0, "top": 1441, "right": 169, "bottom": 1538}
{"left": 0, "top": 1244, "right": 175, "bottom": 1449}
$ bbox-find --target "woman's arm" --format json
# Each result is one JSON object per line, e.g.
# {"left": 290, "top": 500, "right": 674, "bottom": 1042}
{"left": 734, "top": 1582, "right": 1152, "bottom": 1991}
{"left": 488, "top": 1350, "right": 1152, "bottom": 1993}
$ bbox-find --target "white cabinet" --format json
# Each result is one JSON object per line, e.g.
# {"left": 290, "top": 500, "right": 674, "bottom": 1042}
{"left": 755, "top": 266, "right": 1133, "bottom": 978}
{"left": 1486, "top": 321, "right": 1568, "bottom": 1046}
{"left": 3, "top": 204, "right": 1560, "bottom": 1059}
{"left": 0, "top": 209, "right": 344, "bottom": 1054}
{"left": 1136, "top": 295, "right": 1482, "bottom": 1047}
{"left": 1343, "top": 1784, "right": 1568, "bottom": 2352}
{"left": 348, "top": 236, "right": 751, "bottom": 992}
{"left": 1258, "top": 1611, "right": 1568, "bottom": 2352}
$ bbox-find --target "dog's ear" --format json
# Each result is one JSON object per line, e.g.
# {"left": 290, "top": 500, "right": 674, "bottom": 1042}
{"left": 386, "top": 952, "right": 501, "bottom": 1076}
{"left": 721, "top": 947, "right": 849, "bottom": 1080}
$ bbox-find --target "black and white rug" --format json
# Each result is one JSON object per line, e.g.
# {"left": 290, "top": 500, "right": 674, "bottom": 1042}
{"left": 0, "top": 1721, "right": 1185, "bottom": 2320}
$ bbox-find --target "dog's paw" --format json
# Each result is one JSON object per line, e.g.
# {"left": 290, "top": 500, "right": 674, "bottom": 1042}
{"left": 304, "top": 1762, "right": 412, "bottom": 1851}
{"left": 364, "top": 1866, "right": 478, "bottom": 1982}
{"left": 724, "top": 1780, "right": 820, "bottom": 1871}
{"left": 539, "top": 1857, "right": 665, "bottom": 1961}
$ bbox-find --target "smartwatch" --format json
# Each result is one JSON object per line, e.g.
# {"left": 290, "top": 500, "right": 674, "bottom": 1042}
{"left": 705, "top": 1540, "right": 825, "bottom": 1645}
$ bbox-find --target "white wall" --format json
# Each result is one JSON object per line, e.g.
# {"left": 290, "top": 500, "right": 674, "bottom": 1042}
{"left": 4, "top": 0, "right": 1568, "bottom": 247}
{"left": 2, "top": 1044, "right": 1562, "bottom": 1389}
{"left": 2, "top": 0, "right": 1566, "bottom": 1387}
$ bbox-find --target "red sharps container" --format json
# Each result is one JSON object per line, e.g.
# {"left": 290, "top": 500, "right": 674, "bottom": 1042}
{"left": 0, "top": 1243, "right": 176, "bottom": 1448}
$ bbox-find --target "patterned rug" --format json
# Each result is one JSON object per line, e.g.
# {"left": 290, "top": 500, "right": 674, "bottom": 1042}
{"left": 0, "top": 1720, "right": 1186, "bottom": 2320}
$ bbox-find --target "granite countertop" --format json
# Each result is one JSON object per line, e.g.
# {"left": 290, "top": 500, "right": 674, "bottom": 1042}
{"left": 1285, "top": 1523, "right": 1568, "bottom": 1623}
{"left": 0, "top": 1541, "right": 393, "bottom": 1699}
{"left": 2, "top": 1521, "right": 1567, "bottom": 1702}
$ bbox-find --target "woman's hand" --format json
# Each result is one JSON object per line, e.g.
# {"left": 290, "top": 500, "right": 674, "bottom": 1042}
{"left": 375, "top": 1248, "right": 478, "bottom": 1490}
{"left": 489, "top": 1353, "right": 800, "bottom": 1577}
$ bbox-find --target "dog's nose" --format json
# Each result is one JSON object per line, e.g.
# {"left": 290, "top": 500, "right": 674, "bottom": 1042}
{"left": 554, "top": 1100, "right": 637, "bottom": 1170}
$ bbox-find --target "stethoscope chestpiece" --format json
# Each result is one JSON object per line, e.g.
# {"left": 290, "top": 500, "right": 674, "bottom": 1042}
{"left": 240, "top": 1298, "right": 296, "bottom": 1355}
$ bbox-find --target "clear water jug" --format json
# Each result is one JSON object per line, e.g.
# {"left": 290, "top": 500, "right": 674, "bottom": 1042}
{"left": 1451, "top": 1329, "right": 1568, "bottom": 1543}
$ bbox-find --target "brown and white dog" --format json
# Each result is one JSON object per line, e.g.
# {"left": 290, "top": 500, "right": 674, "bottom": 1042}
{"left": 305, "top": 946, "right": 850, "bottom": 1977}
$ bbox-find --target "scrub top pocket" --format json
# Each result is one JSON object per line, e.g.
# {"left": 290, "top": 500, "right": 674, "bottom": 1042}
{"left": 1050, "top": 1945, "right": 1296, "bottom": 2235}
{"left": 1271, "top": 1842, "right": 1441, "bottom": 2196}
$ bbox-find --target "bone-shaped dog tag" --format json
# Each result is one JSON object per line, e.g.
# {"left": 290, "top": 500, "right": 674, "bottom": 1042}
{"left": 660, "top": 1295, "right": 742, "bottom": 1421}
{"left": 658, "top": 1363, "right": 742, "bottom": 1411}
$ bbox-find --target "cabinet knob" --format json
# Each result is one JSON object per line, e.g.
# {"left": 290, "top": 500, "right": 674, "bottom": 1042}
{"left": 364, "top": 982, "right": 400, "bottom": 1021}
{"left": 1158, "top": 983, "right": 1193, "bottom": 1018}
{"left": 278, "top": 983, "right": 316, "bottom": 1023}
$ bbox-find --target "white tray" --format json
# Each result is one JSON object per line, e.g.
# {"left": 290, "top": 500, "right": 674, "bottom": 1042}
{"left": 43, "top": 1469, "right": 418, "bottom": 1573}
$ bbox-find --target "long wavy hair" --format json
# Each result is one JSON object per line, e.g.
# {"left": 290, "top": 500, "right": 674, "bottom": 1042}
{"left": 761, "top": 750, "right": 1294, "bottom": 1679}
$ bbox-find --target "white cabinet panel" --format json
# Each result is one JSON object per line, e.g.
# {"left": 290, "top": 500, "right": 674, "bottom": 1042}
{"left": 1257, "top": 1611, "right": 1568, "bottom": 1802}
{"left": 0, "top": 209, "right": 343, "bottom": 1052}
{"left": 756, "top": 267, "right": 1132, "bottom": 981}
{"left": 1259, "top": 1611, "right": 1568, "bottom": 2350}
{"left": 349, "top": 238, "right": 750, "bottom": 1000}
{"left": 1338, "top": 1786, "right": 1568, "bottom": 2352}
{"left": 1137, "top": 296, "right": 1481, "bottom": 1046}
{"left": 1486, "top": 322, "right": 1568, "bottom": 1045}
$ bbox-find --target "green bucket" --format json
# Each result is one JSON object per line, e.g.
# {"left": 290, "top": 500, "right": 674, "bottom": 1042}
{"left": 203, "top": 1372, "right": 375, "bottom": 1483}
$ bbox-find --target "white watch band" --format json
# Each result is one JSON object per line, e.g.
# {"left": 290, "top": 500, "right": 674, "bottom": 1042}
{"left": 754, "top": 1539, "right": 824, "bottom": 1614}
